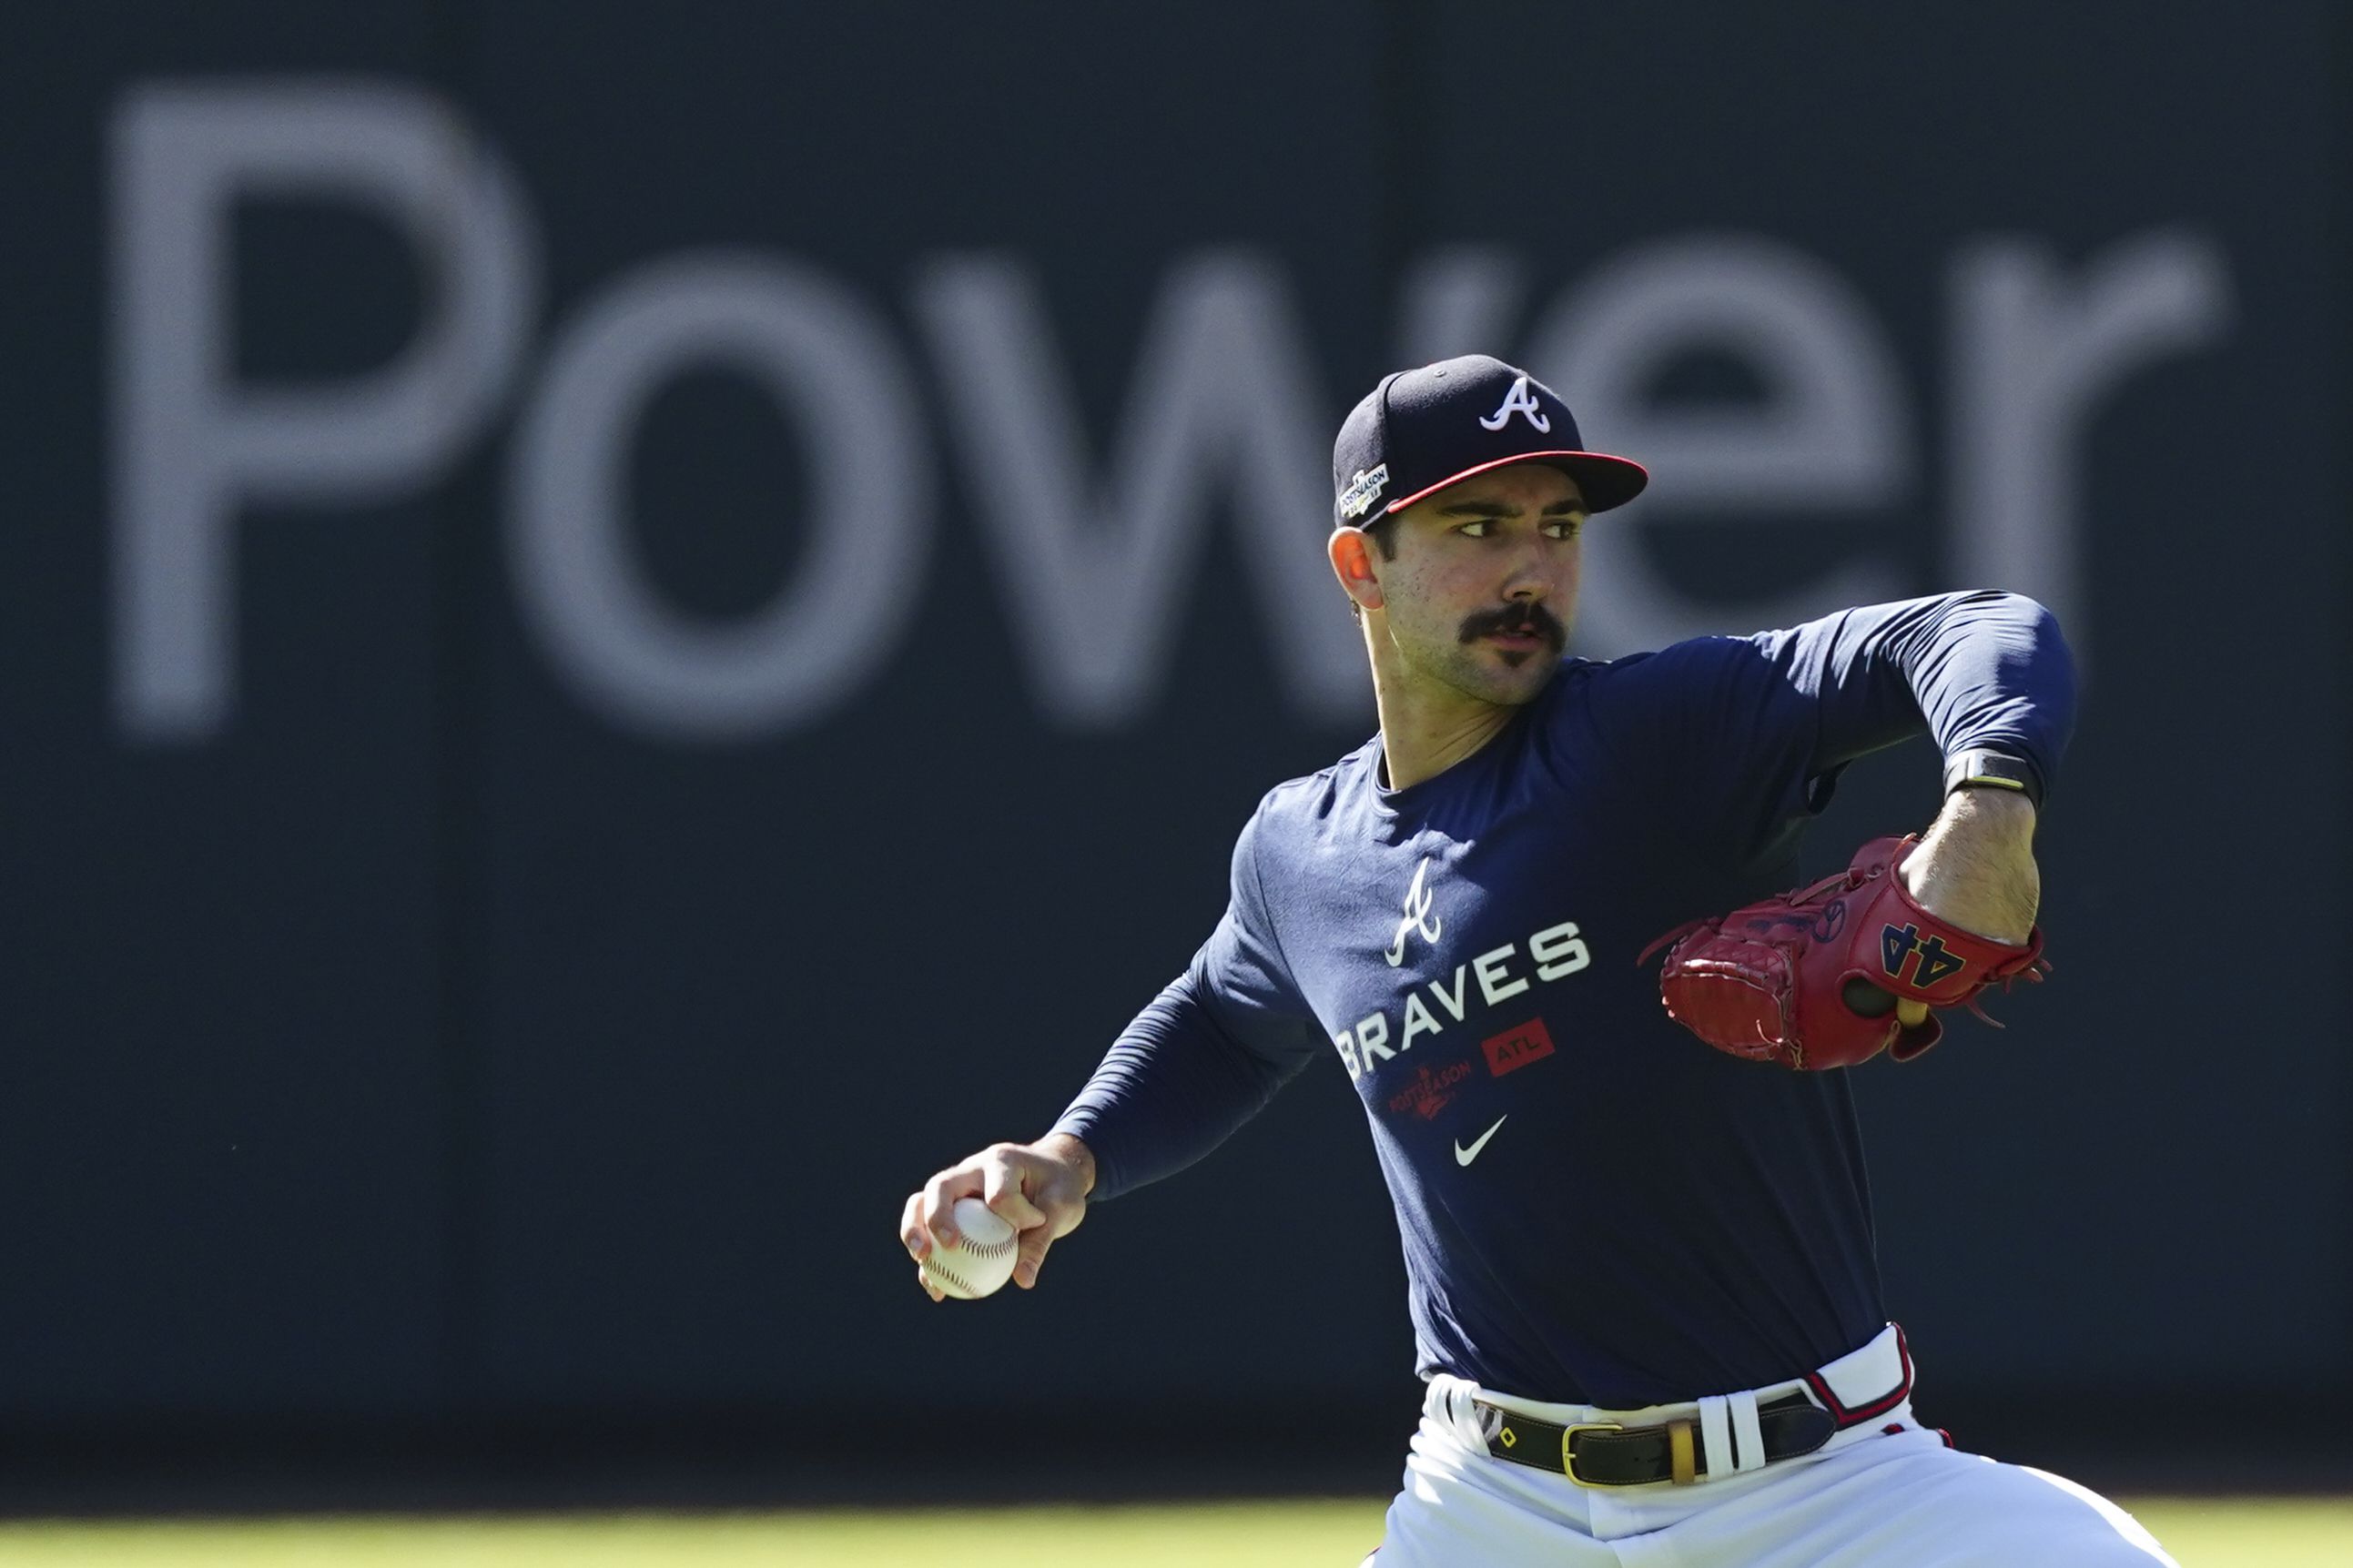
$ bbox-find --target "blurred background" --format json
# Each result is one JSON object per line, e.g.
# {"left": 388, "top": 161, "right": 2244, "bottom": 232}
{"left": 1, "top": 0, "right": 2345, "bottom": 1562}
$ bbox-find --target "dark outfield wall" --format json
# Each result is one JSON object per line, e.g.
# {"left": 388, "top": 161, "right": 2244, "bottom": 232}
{"left": 0, "top": 0, "right": 2341, "bottom": 1475}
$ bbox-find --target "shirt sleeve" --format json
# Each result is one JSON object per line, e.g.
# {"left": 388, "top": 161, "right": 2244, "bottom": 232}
{"left": 1048, "top": 803, "right": 1327, "bottom": 1201}
{"left": 1595, "top": 590, "right": 2077, "bottom": 871}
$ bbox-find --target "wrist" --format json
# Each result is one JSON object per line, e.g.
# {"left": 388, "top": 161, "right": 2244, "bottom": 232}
{"left": 1905, "top": 792, "right": 2041, "bottom": 944}
{"left": 1937, "top": 782, "right": 2038, "bottom": 842}
{"left": 1942, "top": 748, "right": 2044, "bottom": 813}
{"left": 1038, "top": 1131, "right": 1098, "bottom": 1197}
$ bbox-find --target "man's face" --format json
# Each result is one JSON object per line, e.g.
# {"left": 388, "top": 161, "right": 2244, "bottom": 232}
{"left": 1360, "top": 462, "right": 1587, "bottom": 707}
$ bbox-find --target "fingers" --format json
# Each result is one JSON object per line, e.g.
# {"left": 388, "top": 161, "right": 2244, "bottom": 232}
{"left": 903, "top": 1140, "right": 1093, "bottom": 1299}
{"left": 903, "top": 1162, "right": 985, "bottom": 1260}
{"left": 980, "top": 1156, "right": 1048, "bottom": 1231}
{"left": 900, "top": 1190, "right": 930, "bottom": 1261}
{"left": 918, "top": 1164, "right": 986, "bottom": 1249}
{"left": 1013, "top": 1225, "right": 1053, "bottom": 1290}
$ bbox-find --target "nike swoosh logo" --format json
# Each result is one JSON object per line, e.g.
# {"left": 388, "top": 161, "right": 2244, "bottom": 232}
{"left": 1454, "top": 1116, "right": 1507, "bottom": 1167}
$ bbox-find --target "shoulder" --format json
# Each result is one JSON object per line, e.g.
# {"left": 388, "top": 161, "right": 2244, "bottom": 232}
{"left": 1243, "top": 740, "right": 1375, "bottom": 848}
{"left": 1216, "top": 746, "right": 1369, "bottom": 924}
{"left": 1587, "top": 633, "right": 1770, "bottom": 683}
{"left": 1575, "top": 634, "right": 1783, "bottom": 719}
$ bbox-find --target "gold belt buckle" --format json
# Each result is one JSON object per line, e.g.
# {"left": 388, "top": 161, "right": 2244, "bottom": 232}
{"left": 1559, "top": 1421, "right": 1625, "bottom": 1487}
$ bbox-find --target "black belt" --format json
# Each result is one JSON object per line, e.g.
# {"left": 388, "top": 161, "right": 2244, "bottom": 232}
{"left": 1476, "top": 1390, "right": 1838, "bottom": 1487}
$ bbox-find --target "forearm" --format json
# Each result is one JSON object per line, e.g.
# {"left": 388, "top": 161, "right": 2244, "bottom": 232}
{"left": 1901, "top": 785, "right": 2040, "bottom": 944}
{"left": 1049, "top": 973, "right": 1309, "bottom": 1201}
{"left": 1903, "top": 592, "right": 2074, "bottom": 800}
{"left": 1802, "top": 592, "right": 2076, "bottom": 795}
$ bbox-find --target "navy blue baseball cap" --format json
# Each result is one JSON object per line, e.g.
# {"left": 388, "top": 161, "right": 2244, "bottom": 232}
{"left": 1332, "top": 355, "right": 1648, "bottom": 530}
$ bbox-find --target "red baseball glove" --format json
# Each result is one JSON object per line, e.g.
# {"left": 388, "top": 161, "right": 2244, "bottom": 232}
{"left": 1637, "top": 835, "right": 2049, "bottom": 1070}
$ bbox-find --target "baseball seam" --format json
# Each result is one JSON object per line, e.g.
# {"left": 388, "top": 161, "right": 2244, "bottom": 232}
{"left": 928, "top": 1235, "right": 1015, "bottom": 1297}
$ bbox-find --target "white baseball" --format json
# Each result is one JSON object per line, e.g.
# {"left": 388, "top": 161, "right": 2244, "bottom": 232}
{"left": 923, "top": 1196, "right": 1019, "bottom": 1300}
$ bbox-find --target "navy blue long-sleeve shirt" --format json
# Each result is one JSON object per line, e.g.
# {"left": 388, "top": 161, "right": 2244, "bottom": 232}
{"left": 1051, "top": 592, "right": 2075, "bottom": 1407}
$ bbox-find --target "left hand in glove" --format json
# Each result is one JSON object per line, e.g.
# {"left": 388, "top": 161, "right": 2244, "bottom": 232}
{"left": 1637, "top": 835, "right": 2050, "bottom": 1071}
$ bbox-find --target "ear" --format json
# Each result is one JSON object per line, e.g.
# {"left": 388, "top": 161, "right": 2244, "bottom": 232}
{"left": 1329, "top": 527, "right": 1385, "bottom": 613}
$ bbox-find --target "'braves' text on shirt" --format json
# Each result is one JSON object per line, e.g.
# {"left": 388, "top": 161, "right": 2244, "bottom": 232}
{"left": 1334, "top": 917, "right": 1590, "bottom": 1079}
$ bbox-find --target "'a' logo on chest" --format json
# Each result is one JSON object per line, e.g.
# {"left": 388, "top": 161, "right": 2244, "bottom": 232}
{"left": 1385, "top": 857, "right": 1443, "bottom": 967}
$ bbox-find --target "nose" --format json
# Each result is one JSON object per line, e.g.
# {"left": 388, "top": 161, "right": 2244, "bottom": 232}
{"left": 1501, "top": 550, "right": 1549, "bottom": 602}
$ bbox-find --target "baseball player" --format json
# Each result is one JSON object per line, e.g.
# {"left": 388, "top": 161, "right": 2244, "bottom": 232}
{"left": 899, "top": 356, "right": 2176, "bottom": 1565}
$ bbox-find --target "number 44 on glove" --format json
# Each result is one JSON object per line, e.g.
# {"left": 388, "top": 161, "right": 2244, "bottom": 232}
{"left": 1637, "top": 835, "right": 2050, "bottom": 1071}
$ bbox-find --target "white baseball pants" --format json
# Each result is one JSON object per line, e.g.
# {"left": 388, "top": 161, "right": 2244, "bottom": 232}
{"left": 1371, "top": 1325, "right": 2176, "bottom": 1566}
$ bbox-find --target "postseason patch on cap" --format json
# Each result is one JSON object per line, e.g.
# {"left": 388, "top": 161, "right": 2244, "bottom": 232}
{"left": 1338, "top": 463, "right": 1389, "bottom": 521}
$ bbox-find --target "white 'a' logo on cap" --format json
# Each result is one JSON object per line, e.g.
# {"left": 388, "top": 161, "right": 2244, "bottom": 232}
{"left": 1478, "top": 375, "right": 1552, "bottom": 434}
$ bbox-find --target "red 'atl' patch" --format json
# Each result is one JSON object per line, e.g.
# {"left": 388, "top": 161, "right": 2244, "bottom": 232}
{"left": 1482, "top": 1018, "right": 1556, "bottom": 1077}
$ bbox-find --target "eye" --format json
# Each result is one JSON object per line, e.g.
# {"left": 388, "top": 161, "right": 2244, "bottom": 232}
{"left": 1545, "top": 513, "right": 1588, "bottom": 540}
{"left": 1454, "top": 521, "right": 1492, "bottom": 539}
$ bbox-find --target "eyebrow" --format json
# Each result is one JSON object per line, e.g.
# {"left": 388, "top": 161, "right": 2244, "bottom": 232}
{"left": 1432, "top": 498, "right": 1590, "bottom": 518}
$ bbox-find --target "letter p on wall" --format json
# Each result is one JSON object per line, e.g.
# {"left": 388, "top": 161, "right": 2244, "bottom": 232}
{"left": 109, "top": 80, "right": 537, "bottom": 742}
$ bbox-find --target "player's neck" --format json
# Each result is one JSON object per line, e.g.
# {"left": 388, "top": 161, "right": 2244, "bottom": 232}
{"left": 1370, "top": 668, "right": 1518, "bottom": 791}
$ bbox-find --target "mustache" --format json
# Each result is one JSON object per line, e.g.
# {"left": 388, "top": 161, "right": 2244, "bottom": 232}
{"left": 1458, "top": 601, "right": 1567, "bottom": 652}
